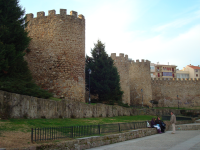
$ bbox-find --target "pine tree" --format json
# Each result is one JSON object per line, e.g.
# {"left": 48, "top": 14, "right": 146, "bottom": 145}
{"left": 0, "top": 0, "right": 30, "bottom": 76}
{"left": 85, "top": 40, "right": 123, "bottom": 104}
{"left": 0, "top": 0, "right": 52, "bottom": 98}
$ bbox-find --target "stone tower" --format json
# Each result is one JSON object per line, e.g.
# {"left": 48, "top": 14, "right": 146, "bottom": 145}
{"left": 25, "top": 9, "right": 85, "bottom": 102}
{"left": 111, "top": 53, "right": 152, "bottom": 106}
{"left": 129, "top": 59, "right": 152, "bottom": 106}
{"left": 111, "top": 53, "right": 130, "bottom": 105}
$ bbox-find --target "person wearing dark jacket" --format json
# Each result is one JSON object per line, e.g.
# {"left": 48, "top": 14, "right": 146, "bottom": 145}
{"left": 151, "top": 118, "right": 162, "bottom": 133}
{"left": 155, "top": 117, "right": 166, "bottom": 133}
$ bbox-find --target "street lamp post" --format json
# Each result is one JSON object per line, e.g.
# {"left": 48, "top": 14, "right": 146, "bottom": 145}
{"left": 88, "top": 69, "right": 92, "bottom": 104}
{"left": 177, "top": 95, "right": 179, "bottom": 109}
{"left": 141, "top": 89, "right": 143, "bottom": 108}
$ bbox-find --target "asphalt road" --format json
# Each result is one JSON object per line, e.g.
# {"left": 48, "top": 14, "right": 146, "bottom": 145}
{"left": 89, "top": 130, "right": 200, "bottom": 150}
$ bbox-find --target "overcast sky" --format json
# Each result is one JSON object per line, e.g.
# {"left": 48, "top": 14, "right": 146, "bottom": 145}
{"left": 20, "top": 0, "right": 200, "bottom": 69}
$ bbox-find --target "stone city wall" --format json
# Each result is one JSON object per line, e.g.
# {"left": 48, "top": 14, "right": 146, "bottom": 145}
{"left": 151, "top": 78, "right": 200, "bottom": 108}
{"left": 25, "top": 9, "right": 85, "bottom": 102}
{"left": 129, "top": 59, "right": 152, "bottom": 106}
{"left": 111, "top": 53, "right": 130, "bottom": 105}
{"left": 2, "top": 90, "right": 200, "bottom": 119}
{"left": 111, "top": 53, "right": 152, "bottom": 106}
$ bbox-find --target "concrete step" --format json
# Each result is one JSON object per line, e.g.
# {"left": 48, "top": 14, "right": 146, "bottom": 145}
{"left": 195, "top": 119, "right": 200, "bottom": 123}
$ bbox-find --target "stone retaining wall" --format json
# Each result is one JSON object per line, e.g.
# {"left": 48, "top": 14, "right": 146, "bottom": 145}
{"left": 164, "top": 120, "right": 194, "bottom": 131}
{"left": 1, "top": 90, "right": 200, "bottom": 119}
{"left": 1, "top": 90, "right": 190, "bottom": 119}
{"left": 25, "top": 128, "right": 157, "bottom": 150}
{"left": 175, "top": 123, "right": 200, "bottom": 131}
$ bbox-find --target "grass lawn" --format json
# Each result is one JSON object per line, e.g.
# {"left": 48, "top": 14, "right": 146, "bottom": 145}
{"left": 0, "top": 115, "right": 157, "bottom": 133}
{"left": 0, "top": 115, "right": 157, "bottom": 149}
{"left": 49, "top": 97, "right": 62, "bottom": 101}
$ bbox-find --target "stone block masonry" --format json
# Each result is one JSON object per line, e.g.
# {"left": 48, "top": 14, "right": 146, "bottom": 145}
{"left": 129, "top": 59, "right": 152, "bottom": 106}
{"left": 25, "top": 9, "right": 85, "bottom": 102}
{"left": 3, "top": 90, "right": 199, "bottom": 119}
{"left": 111, "top": 53, "right": 130, "bottom": 105}
{"left": 111, "top": 53, "right": 152, "bottom": 106}
{"left": 0, "top": 90, "right": 134, "bottom": 119}
{"left": 151, "top": 78, "right": 200, "bottom": 108}
{"left": 111, "top": 53, "right": 200, "bottom": 108}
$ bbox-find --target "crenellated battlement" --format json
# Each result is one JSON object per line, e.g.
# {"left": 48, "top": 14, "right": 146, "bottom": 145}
{"left": 151, "top": 78, "right": 200, "bottom": 82}
{"left": 111, "top": 53, "right": 128, "bottom": 61}
{"left": 111, "top": 53, "right": 150, "bottom": 65}
{"left": 25, "top": 8, "right": 85, "bottom": 101}
{"left": 26, "top": 9, "right": 85, "bottom": 23}
{"left": 110, "top": 53, "right": 152, "bottom": 106}
{"left": 129, "top": 59, "right": 150, "bottom": 65}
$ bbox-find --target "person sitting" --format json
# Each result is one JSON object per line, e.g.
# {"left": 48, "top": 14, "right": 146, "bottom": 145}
{"left": 151, "top": 118, "right": 162, "bottom": 133}
{"left": 155, "top": 117, "right": 166, "bottom": 133}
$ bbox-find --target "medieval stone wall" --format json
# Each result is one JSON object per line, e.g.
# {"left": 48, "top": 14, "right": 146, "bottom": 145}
{"left": 111, "top": 53, "right": 152, "bottom": 106}
{"left": 151, "top": 78, "right": 200, "bottom": 108}
{"left": 24, "top": 9, "right": 85, "bottom": 102}
{"left": 21, "top": 8, "right": 200, "bottom": 108}
{"left": 129, "top": 59, "right": 152, "bottom": 106}
{"left": 111, "top": 53, "right": 130, "bottom": 105}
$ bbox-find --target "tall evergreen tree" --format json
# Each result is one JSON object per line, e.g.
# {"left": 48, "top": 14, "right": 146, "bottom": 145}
{"left": 0, "top": 0, "right": 30, "bottom": 76}
{"left": 85, "top": 40, "right": 123, "bottom": 104}
{"left": 0, "top": 0, "right": 52, "bottom": 98}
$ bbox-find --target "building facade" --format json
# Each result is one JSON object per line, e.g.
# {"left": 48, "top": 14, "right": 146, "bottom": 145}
{"left": 176, "top": 70, "right": 189, "bottom": 78}
{"left": 182, "top": 65, "right": 200, "bottom": 78}
{"left": 150, "top": 63, "right": 177, "bottom": 78}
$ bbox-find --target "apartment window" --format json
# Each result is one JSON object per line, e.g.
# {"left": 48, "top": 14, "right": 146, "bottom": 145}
{"left": 150, "top": 66, "right": 155, "bottom": 70}
{"left": 173, "top": 74, "right": 174, "bottom": 77}
{"left": 195, "top": 69, "right": 198, "bottom": 72}
{"left": 172, "top": 68, "right": 174, "bottom": 72}
{"left": 196, "top": 74, "right": 198, "bottom": 77}
{"left": 157, "top": 67, "right": 159, "bottom": 71}
{"left": 158, "top": 73, "right": 160, "bottom": 77}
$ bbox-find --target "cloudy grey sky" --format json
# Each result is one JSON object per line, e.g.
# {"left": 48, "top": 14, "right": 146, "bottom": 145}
{"left": 20, "top": 0, "right": 200, "bottom": 69}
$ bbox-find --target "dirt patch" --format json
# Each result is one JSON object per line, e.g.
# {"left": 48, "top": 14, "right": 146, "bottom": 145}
{"left": 0, "top": 131, "right": 37, "bottom": 149}
{"left": 0, "top": 128, "right": 149, "bottom": 149}
{"left": 0, "top": 131, "right": 73, "bottom": 149}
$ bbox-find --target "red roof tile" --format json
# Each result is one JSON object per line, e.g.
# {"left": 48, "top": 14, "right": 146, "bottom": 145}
{"left": 189, "top": 66, "right": 200, "bottom": 69}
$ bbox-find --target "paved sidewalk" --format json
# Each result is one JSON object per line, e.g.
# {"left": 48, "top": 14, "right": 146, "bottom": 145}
{"left": 89, "top": 130, "right": 200, "bottom": 150}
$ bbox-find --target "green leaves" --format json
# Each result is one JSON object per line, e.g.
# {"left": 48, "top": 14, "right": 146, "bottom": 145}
{"left": 0, "top": 0, "right": 52, "bottom": 99}
{"left": 85, "top": 40, "right": 123, "bottom": 104}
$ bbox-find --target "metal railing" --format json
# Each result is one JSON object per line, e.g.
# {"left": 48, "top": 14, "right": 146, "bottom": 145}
{"left": 162, "top": 115, "right": 192, "bottom": 121}
{"left": 130, "top": 104, "right": 149, "bottom": 109}
{"left": 31, "top": 121, "right": 147, "bottom": 142}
